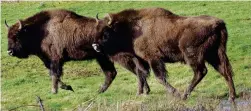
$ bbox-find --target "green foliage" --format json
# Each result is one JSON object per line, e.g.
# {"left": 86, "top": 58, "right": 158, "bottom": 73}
{"left": 1, "top": 1, "right": 251, "bottom": 110}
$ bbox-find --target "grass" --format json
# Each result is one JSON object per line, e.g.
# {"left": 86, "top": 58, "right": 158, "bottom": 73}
{"left": 1, "top": 1, "right": 251, "bottom": 110}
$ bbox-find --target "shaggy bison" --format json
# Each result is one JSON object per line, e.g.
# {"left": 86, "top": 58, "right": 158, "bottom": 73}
{"left": 5, "top": 9, "right": 150, "bottom": 95}
{"left": 93, "top": 8, "right": 236, "bottom": 101}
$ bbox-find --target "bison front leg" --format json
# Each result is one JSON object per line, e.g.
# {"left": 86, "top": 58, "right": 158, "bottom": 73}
{"left": 49, "top": 61, "right": 61, "bottom": 94}
{"left": 132, "top": 57, "right": 150, "bottom": 95}
{"left": 40, "top": 56, "right": 73, "bottom": 93}
{"left": 149, "top": 59, "right": 180, "bottom": 97}
{"left": 96, "top": 56, "right": 117, "bottom": 93}
{"left": 49, "top": 60, "right": 73, "bottom": 93}
{"left": 110, "top": 54, "right": 150, "bottom": 95}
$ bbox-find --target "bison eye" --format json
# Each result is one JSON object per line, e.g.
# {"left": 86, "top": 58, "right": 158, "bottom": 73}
{"left": 103, "top": 36, "right": 108, "bottom": 41}
{"left": 21, "top": 27, "right": 28, "bottom": 32}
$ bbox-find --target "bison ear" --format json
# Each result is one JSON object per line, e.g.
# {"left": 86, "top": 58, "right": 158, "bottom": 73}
{"left": 18, "top": 20, "right": 23, "bottom": 30}
{"left": 106, "top": 13, "right": 113, "bottom": 26}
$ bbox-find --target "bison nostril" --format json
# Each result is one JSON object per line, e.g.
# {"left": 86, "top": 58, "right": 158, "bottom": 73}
{"left": 7, "top": 50, "right": 13, "bottom": 56}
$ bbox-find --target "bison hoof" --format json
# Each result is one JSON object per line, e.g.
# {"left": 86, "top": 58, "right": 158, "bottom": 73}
{"left": 173, "top": 91, "right": 182, "bottom": 99}
{"left": 145, "top": 89, "right": 151, "bottom": 95}
{"left": 98, "top": 85, "right": 108, "bottom": 93}
{"left": 137, "top": 92, "right": 144, "bottom": 96}
{"left": 51, "top": 88, "right": 58, "bottom": 94}
{"left": 60, "top": 85, "right": 74, "bottom": 92}
{"left": 229, "top": 97, "right": 235, "bottom": 103}
{"left": 181, "top": 93, "right": 189, "bottom": 100}
{"left": 182, "top": 95, "right": 188, "bottom": 100}
{"left": 98, "top": 89, "right": 105, "bottom": 93}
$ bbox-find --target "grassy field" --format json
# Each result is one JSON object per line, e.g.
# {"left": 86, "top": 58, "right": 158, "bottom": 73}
{"left": 1, "top": 1, "right": 251, "bottom": 110}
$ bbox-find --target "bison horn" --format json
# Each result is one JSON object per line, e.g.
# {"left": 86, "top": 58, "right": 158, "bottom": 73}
{"left": 4, "top": 20, "right": 9, "bottom": 29}
{"left": 96, "top": 13, "right": 100, "bottom": 20}
{"left": 95, "top": 13, "right": 99, "bottom": 25}
{"left": 18, "top": 20, "right": 23, "bottom": 30}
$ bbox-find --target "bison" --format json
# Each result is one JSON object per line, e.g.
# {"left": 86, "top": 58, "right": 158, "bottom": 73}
{"left": 5, "top": 9, "right": 151, "bottom": 95}
{"left": 93, "top": 8, "right": 236, "bottom": 101}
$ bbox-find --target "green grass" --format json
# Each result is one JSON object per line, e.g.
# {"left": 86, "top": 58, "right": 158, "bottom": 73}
{"left": 1, "top": 1, "right": 251, "bottom": 110}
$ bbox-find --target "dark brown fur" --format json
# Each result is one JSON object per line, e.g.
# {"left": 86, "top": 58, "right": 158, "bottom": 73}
{"left": 6, "top": 9, "right": 150, "bottom": 94}
{"left": 95, "top": 7, "right": 236, "bottom": 101}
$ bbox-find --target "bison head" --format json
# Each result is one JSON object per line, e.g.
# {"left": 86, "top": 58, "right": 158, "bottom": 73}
{"left": 95, "top": 13, "right": 131, "bottom": 43}
{"left": 5, "top": 20, "right": 30, "bottom": 58}
{"left": 94, "top": 13, "right": 118, "bottom": 44}
{"left": 93, "top": 13, "right": 132, "bottom": 53}
{"left": 93, "top": 13, "right": 116, "bottom": 52}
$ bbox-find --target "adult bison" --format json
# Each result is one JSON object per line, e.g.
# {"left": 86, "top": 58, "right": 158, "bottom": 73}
{"left": 93, "top": 8, "right": 236, "bottom": 101}
{"left": 5, "top": 9, "right": 150, "bottom": 95}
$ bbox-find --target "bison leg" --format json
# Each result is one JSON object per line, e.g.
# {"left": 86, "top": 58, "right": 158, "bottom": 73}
{"left": 182, "top": 63, "right": 207, "bottom": 100}
{"left": 58, "top": 80, "right": 74, "bottom": 92}
{"left": 130, "top": 58, "right": 149, "bottom": 95}
{"left": 111, "top": 54, "right": 150, "bottom": 95}
{"left": 132, "top": 57, "right": 150, "bottom": 95}
{"left": 50, "top": 75, "right": 59, "bottom": 94}
{"left": 135, "top": 72, "right": 150, "bottom": 95}
{"left": 50, "top": 73, "right": 74, "bottom": 93}
{"left": 49, "top": 61, "right": 63, "bottom": 94}
{"left": 181, "top": 46, "right": 208, "bottom": 100}
{"left": 39, "top": 56, "right": 73, "bottom": 93}
{"left": 144, "top": 78, "right": 151, "bottom": 94}
{"left": 138, "top": 73, "right": 150, "bottom": 95}
{"left": 49, "top": 60, "right": 74, "bottom": 93}
{"left": 96, "top": 55, "right": 117, "bottom": 93}
{"left": 149, "top": 59, "right": 180, "bottom": 97}
{"left": 206, "top": 51, "right": 236, "bottom": 102}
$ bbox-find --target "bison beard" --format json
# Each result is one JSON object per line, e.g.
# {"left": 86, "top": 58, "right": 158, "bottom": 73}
{"left": 94, "top": 8, "right": 236, "bottom": 102}
{"left": 5, "top": 9, "right": 151, "bottom": 95}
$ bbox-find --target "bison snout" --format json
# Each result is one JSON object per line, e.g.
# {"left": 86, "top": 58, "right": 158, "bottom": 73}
{"left": 92, "top": 43, "right": 101, "bottom": 52}
{"left": 7, "top": 50, "right": 13, "bottom": 56}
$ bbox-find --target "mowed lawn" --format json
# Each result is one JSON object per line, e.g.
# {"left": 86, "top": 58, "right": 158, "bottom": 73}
{"left": 1, "top": 1, "right": 251, "bottom": 110}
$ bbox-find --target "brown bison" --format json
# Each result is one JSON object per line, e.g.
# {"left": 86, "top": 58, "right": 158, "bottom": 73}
{"left": 93, "top": 8, "right": 236, "bottom": 101}
{"left": 5, "top": 9, "right": 150, "bottom": 95}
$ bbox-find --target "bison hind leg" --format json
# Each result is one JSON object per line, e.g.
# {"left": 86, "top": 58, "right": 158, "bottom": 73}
{"left": 182, "top": 61, "right": 207, "bottom": 100}
{"left": 181, "top": 47, "right": 208, "bottom": 100}
{"left": 206, "top": 50, "right": 236, "bottom": 102}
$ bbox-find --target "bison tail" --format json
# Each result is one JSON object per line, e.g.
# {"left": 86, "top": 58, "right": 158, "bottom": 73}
{"left": 218, "top": 24, "right": 234, "bottom": 76}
